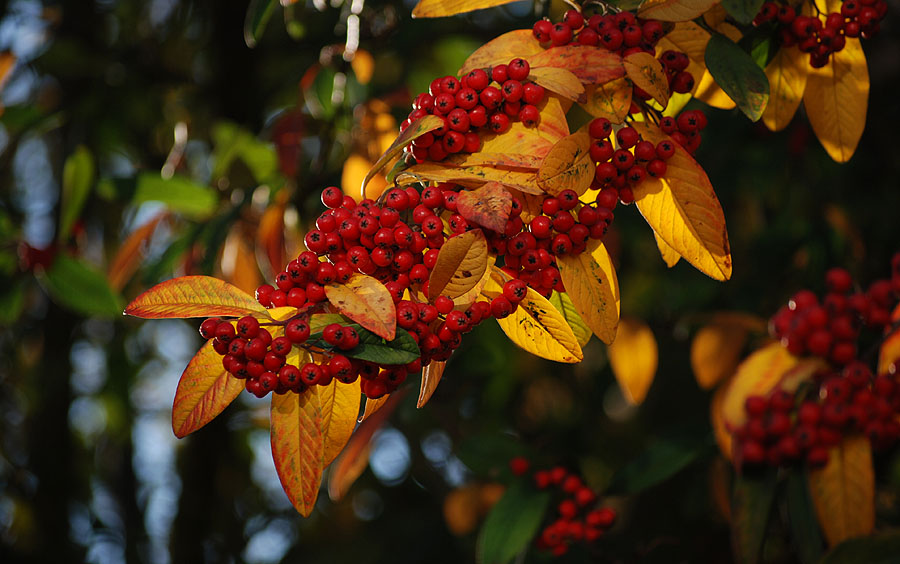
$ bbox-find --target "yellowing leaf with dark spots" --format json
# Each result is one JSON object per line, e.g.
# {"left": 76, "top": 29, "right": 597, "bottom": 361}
{"left": 456, "top": 182, "right": 513, "bottom": 232}
{"left": 527, "top": 67, "right": 585, "bottom": 102}
{"left": 581, "top": 77, "right": 633, "bottom": 124}
{"left": 763, "top": 46, "right": 808, "bottom": 132}
{"left": 361, "top": 114, "right": 444, "bottom": 198}
{"left": 654, "top": 232, "right": 681, "bottom": 268}
{"left": 528, "top": 45, "right": 625, "bottom": 85}
{"left": 325, "top": 273, "right": 397, "bottom": 340}
{"left": 537, "top": 130, "right": 594, "bottom": 196}
{"left": 172, "top": 338, "right": 245, "bottom": 438}
{"left": 557, "top": 240, "right": 619, "bottom": 344}
{"left": 459, "top": 30, "right": 543, "bottom": 76}
{"left": 607, "top": 317, "right": 657, "bottom": 405}
{"left": 624, "top": 52, "right": 670, "bottom": 108}
{"left": 417, "top": 360, "right": 446, "bottom": 408}
{"left": 429, "top": 230, "right": 489, "bottom": 300}
{"left": 639, "top": 0, "right": 720, "bottom": 22}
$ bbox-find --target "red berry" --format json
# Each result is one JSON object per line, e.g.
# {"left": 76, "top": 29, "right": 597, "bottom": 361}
{"left": 509, "top": 456, "right": 530, "bottom": 475}
{"left": 507, "top": 58, "right": 530, "bottom": 81}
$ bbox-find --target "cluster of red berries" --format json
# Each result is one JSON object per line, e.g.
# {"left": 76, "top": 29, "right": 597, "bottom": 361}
{"left": 402, "top": 58, "right": 546, "bottom": 163}
{"left": 509, "top": 457, "right": 616, "bottom": 557}
{"left": 659, "top": 109, "right": 708, "bottom": 155}
{"left": 753, "top": 0, "right": 887, "bottom": 68}
{"left": 770, "top": 262, "right": 900, "bottom": 366}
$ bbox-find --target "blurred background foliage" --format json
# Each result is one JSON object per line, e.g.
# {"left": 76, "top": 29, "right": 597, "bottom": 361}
{"left": 0, "top": 0, "right": 899, "bottom": 562}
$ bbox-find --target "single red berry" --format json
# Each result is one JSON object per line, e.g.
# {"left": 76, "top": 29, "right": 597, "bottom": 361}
{"left": 321, "top": 186, "right": 343, "bottom": 208}
{"left": 435, "top": 295, "right": 454, "bottom": 315}
{"left": 490, "top": 295, "right": 514, "bottom": 318}
{"left": 509, "top": 456, "right": 530, "bottom": 475}
{"left": 200, "top": 318, "right": 221, "bottom": 339}
{"left": 522, "top": 82, "right": 545, "bottom": 105}
{"left": 507, "top": 58, "right": 530, "bottom": 81}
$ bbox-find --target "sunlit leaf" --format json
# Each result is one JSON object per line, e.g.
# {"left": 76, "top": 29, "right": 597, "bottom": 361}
{"left": 361, "top": 115, "right": 445, "bottom": 198}
{"left": 479, "top": 94, "right": 570, "bottom": 156}
{"left": 325, "top": 273, "right": 397, "bottom": 340}
{"left": 271, "top": 385, "right": 325, "bottom": 517}
{"left": 691, "top": 313, "right": 766, "bottom": 390}
{"left": 133, "top": 173, "right": 218, "bottom": 219}
{"left": 222, "top": 225, "right": 263, "bottom": 295}
{"left": 705, "top": 33, "right": 769, "bottom": 122}
{"left": 59, "top": 145, "right": 94, "bottom": 242}
{"left": 456, "top": 182, "right": 512, "bottom": 233}
{"left": 607, "top": 317, "right": 657, "bottom": 405}
{"left": 548, "top": 291, "right": 591, "bottom": 348}
{"left": 428, "top": 229, "right": 489, "bottom": 300}
{"left": 527, "top": 66, "right": 584, "bottom": 101}
{"left": 417, "top": 360, "right": 446, "bottom": 408}
{"left": 459, "top": 30, "right": 543, "bottom": 76}
{"left": 172, "top": 338, "right": 245, "bottom": 438}
{"left": 38, "top": 254, "right": 124, "bottom": 318}
{"left": 654, "top": 231, "right": 681, "bottom": 267}
{"left": 257, "top": 196, "right": 287, "bottom": 277}
{"left": 537, "top": 130, "right": 594, "bottom": 196}
{"left": 412, "top": 0, "right": 517, "bottom": 18}
{"left": 108, "top": 212, "right": 167, "bottom": 291}
{"left": 557, "top": 239, "right": 619, "bottom": 344}
{"left": 477, "top": 481, "right": 550, "bottom": 564}
{"left": 624, "top": 52, "right": 670, "bottom": 108}
{"left": 317, "top": 379, "right": 361, "bottom": 466}
{"left": 718, "top": 342, "right": 798, "bottom": 430}
{"left": 581, "top": 77, "right": 633, "bottom": 124}
{"left": 656, "top": 21, "right": 736, "bottom": 110}
{"left": 446, "top": 152, "right": 543, "bottom": 169}
{"left": 762, "top": 46, "right": 808, "bottom": 132}
{"left": 211, "top": 121, "right": 279, "bottom": 182}
{"left": 638, "top": 0, "right": 720, "bottom": 21}
{"left": 399, "top": 162, "right": 543, "bottom": 194}
{"left": 125, "top": 275, "right": 267, "bottom": 319}
{"left": 528, "top": 45, "right": 625, "bottom": 85}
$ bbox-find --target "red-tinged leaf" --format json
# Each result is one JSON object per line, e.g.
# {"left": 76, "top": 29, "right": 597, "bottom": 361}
{"left": 411, "top": 0, "right": 518, "bottom": 17}
{"left": 318, "top": 379, "right": 362, "bottom": 466}
{"left": 456, "top": 182, "right": 512, "bottom": 233}
{"left": 445, "top": 152, "right": 543, "bottom": 169}
{"left": 459, "top": 30, "right": 543, "bottom": 76}
{"left": 639, "top": 0, "right": 720, "bottom": 22}
{"left": 607, "top": 317, "right": 657, "bottom": 405}
{"left": 624, "top": 52, "right": 670, "bottom": 107}
{"left": 537, "top": 129, "right": 594, "bottom": 196}
{"left": 719, "top": 343, "right": 799, "bottom": 430}
{"left": 807, "top": 435, "right": 875, "bottom": 547}
{"left": 528, "top": 45, "right": 625, "bottom": 85}
{"left": 271, "top": 388, "right": 326, "bottom": 517}
{"left": 361, "top": 114, "right": 445, "bottom": 198}
{"left": 429, "top": 230, "right": 489, "bottom": 300}
{"left": 398, "top": 163, "right": 543, "bottom": 195}
{"left": 877, "top": 305, "right": 900, "bottom": 374}
{"left": 221, "top": 226, "right": 263, "bottom": 295}
{"left": 763, "top": 46, "right": 808, "bottom": 132}
{"left": 654, "top": 232, "right": 681, "bottom": 267}
{"left": 108, "top": 212, "right": 167, "bottom": 291}
{"left": 631, "top": 123, "right": 732, "bottom": 281}
{"left": 324, "top": 273, "right": 397, "bottom": 340}
{"left": 360, "top": 394, "right": 390, "bottom": 422}
{"left": 124, "top": 275, "right": 268, "bottom": 319}
{"left": 581, "top": 77, "right": 633, "bottom": 124}
{"left": 557, "top": 239, "right": 619, "bottom": 344}
{"left": 257, "top": 195, "right": 287, "bottom": 277}
{"left": 172, "top": 339, "right": 245, "bottom": 438}
{"left": 527, "top": 66, "right": 584, "bottom": 102}
{"left": 417, "top": 360, "right": 446, "bottom": 408}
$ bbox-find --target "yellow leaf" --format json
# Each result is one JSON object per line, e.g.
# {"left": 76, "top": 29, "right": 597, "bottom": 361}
{"left": 452, "top": 255, "right": 496, "bottom": 308}
{"left": 581, "top": 77, "right": 633, "bottom": 124}
{"left": 417, "top": 360, "right": 446, "bottom": 408}
{"left": 548, "top": 291, "right": 592, "bottom": 348}
{"left": 445, "top": 152, "right": 543, "bottom": 169}
{"left": 807, "top": 435, "right": 875, "bottom": 547}
{"left": 485, "top": 269, "right": 583, "bottom": 363}
{"left": 398, "top": 163, "right": 543, "bottom": 195}
{"left": 592, "top": 238, "right": 621, "bottom": 317}
{"left": 325, "top": 273, "right": 397, "bottom": 340}
{"left": 762, "top": 47, "right": 809, "bottom": 132}
{"left": 631, "top": 123, "right": 732, "bottom": 281}
{"left": 344, "top": 152, "right": 388, "bottom": 201}
{"left": 691, "top": 313, "right": 765, "bottom": 390}
{"left": 803, "top": 36, "right": 868, "bottom": 163}
{"left": 527, "top": 66, "right": 584, "bottom": 102}
{"left": 349, "top": 49, "right": 374, "bottom": 84}
{"left": 361, "top": 114, "right": 445, "bottom": 198}
{"left": 654, "top": 231, "right": 681, "bottom": 267}
{"left": 459, "top": 29, "right": 543, "bottom": 76}
{"left": 456, "top": 182, "right": 513, "bottom": 232}
{"left": 429, "top": 229, "right": 489, "bottom": 300}
{"left": 557, "top": 240, "right": 619, "bottom": 344}
{"left": 270, "top": 387, "right": 325, "bottom": 517}
{"left": 124, "top": 275, "right": 268, "bottom": 319}
{"left": 479, "top": 94, "right": 570, "bottom": 156}
{"left": 171, "top": 339, "right": 245, "bottom": 438}
{"left": 317, "top": 379, "right": 362, "bottom": 466}
{"left": 528, "top": 45, "right": 625, "bottom": 86}
{"left": 607, "top": 317, "right": 658, "bottom": 405}
{"left": 108, "top": 211, "right": 168, "bottom": 291}
{"left": 412, "top": 0, "right": 518, "bottom": 17}
{"left": 624, "top": 52, "right": 670, "bottom": 108}
{"left": 537, "top": 130, "right": 594, "bottom": 196}
{"left": 718, "top": 343, "right": 798, "bottom": 430}
{"left": 639, "top": 0, "right": 720, "bottom": 22}
{"left": 656, "top": 22, "right": 735, "bottom": 110}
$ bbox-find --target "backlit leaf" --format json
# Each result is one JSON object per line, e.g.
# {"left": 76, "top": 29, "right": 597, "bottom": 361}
{"left": 59, "top": 145, "right": 94, "bottom": 242}
{"left": 719, "top": 342, "right": 798, "bottom": 430}
{"left": 732, "top": 472, "right": 778, "bottom": 564}
{"left": 125, "top": 275, "right": 268, "bottom": 319}
{"left": 399, "top": 163, "right": 543, "bottom": 195}
{"left": 639, "top": 0, "right": 720, "bottom": 21}
{"left": 361, "top": 114, "right": 445, "bottom": 198}
{"left": 705, "top": 33, "right": 770, "bottom": 121}
{"left": 477, "top": 481, "right": 551, "bottom": 564}
{"left": 691, "top": 313, "right": 766, "bottom": 390}
{"left": 271, "top": 385, "right": 325, "bottom": 517}
{"left": 548, "top": 291, "right": 591, "bottom": 348}
{"left": 529, "top": 45, "right": 625, "bottom": 85}
{"left": 607, "top": 317, "right": 657, "bottom": 405}
{"left": 557, "top": 239, "right": 619, "bottom": 344}
{"left": 317, "top": 379, "right": 361, "bottom": 466}
{"left": 411, "top": 0, "right": 516, "bottom": 17}
{"left": 762, "top": 46, "right": 808, "bottom": 131}
{"left": 654, "top": 231, "right": 681, "bottom": 267}
{"left": 581, "top": 77, "right": 632, "bottom": 124}
{"left": 446, "top": 152, "right": 543, "bottom": 169}
{"left": 108, "top": 212, "right": 167, "bottom": 291}
{"left": 624, "top": 52, "right": 670, "bottom": 108}
{"left": 537, "top": 130, "right": 594, "bottom": 196}
{"left": 360, "top": 394, "right": 390, "bottom": 422}
{"left": 257, "top": 197, "right": 286, "bottom": 277}
{"left": 632, "top": 123, "right": 732, "bottom": 281}
{"left": 133, "top": 173, "right": 218, "bottom": 219}
{"left": 429, "top": 229, "right": 489, "bottom": 300}
{"left": 656, "top": 21, "right": 736, "bottom": 110}
{"left": 172, "top": 338, "right": 245, "bottom": 438}
{"left": 527, "top": 67, "right": 584, "bottom": 102}
{"left": 457, "top": 182, "right": 513, "bottom": 233}
{"left": 479, "top": 94, "right": 569, "bottom": 156}
{"left": 459, "top": 30, "right": 543, "bottom": 76}
{"left": 803, "top": 36, "right": 868, "bottom": 163}
{"left": 417, "top": 360, "right": 446, "bottom": 408}
{"left": 807, "top": 435, "right": 875, "bottom": 547}
{"left": 38, "top": 254, "right": 124, "bottom": 318}
{"left": 222, "top": 225, "right": 263, "bottom": 295}
{"left": 325, "top": 273, "right": 397, "bottom": 340}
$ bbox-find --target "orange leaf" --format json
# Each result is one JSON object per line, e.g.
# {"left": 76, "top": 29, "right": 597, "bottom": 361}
{"left": 632, "top": 123, "right": 732, "bottom": 281}
{"left": 445, "top": 152, "right": 543, "bottom": 169}
{"left": 878, "top": 305, "right": 900, "bottom": 374}
{"left": 607, "top": 317, "right": 657, "bottom": 405}
{"left": 222, "top": 226, "right": 263, "bottom": 295}
{"left": 624, "top": 52, "right": 670, "bottom": 108}
{"left": 459, "top": 30, "right": 543, "bottom": 76}
{"left": 361, "top": 114, "right": 445, "bottom": 198}
{"left": 638, "top": 0, "right": 720, "bottom": 22}
{"left": 124, "top": 275, "right": 268, "bottom": 319}
{"left": 581, "top": 77, "right": 632, "bottom": 124}
{"left": 807, "top": 435, "right": 875, "bottom": 547}
{"left": 429, "top": 229, "right": 489, "bottom": 300}
{"left": 527, "top": 67, "right": 584, "bottom": 102}
{"left": 654, "top": 231, "right": 681, "bottom": 267}
{"left": 456, "top": 182, "right": 512, "bottom": 232}
{"left": 257, "top": 197, "right": 287, "bottom": 277}
{"left": 719, "top": 343, "right": 798, "bottom": 430}
{"left": 108, "top": 212, "right": 167, "bottom": 291}
{"left": 360, "top": 394, "right": 390, "bottom": 422}
{"left": 528, "top": 45, "right": 625, "bottom": 85}
{"left": 417, "top": 360, "right": 446, "bottom": 408}
{"left": 537, "top": 130, "right": 595, "bottom": 196}
{"left": 271, "top": 387, "right": 326, "bottom": 517}
{"left": 412, "top": 0, "right": 518, "bottom": 17}
{"left": 762, "top": 46, "right": 809, "bottom": 132}
{"left": 325, "top": 273, "right": 397, "bottom": 340}
{"left": 691, "top": 313, "right": 766, "bottom": 390}
{"left": 172, "top": 339, "right": 245, "bottom": 438}
{"left": 557, "top": 239, "right": 619, "bottom": 344}
{"left": 398, "top": 163, "right": 543, "bottom": 195}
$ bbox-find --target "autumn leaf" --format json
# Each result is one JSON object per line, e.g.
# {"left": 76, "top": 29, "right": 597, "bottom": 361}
{"left": 270, "top": 386, "right": 326, "bottom": 517}
{"left": 807, "top": 435, "right": 875, "bottom": 547}
{"left": 557, "top": 240, "right": 619, "bottom": 344}
{"left": 399, "top": 162, "right": 543, "bottom": 195}
{"left": 654, "top": 232, "right": 681, "bottom": 267}
{"left": 537, "top": 130, "right": 594, "bottom": 196}
{"left": 361, "top": 114, "right": 445, "bottom": 198}
{"left": 762, "top": 46, "right": 808, "bottom": 132}
{"left": 581, "top": 77, "right": 632, "bottom": 124}
{"left": 411, "top": 0, "right": 517, "bottom": 17}
{"left": 691, "top": 313, "right": 765, "bottom": 390}
{"left": 632, "top": 123, "right": 732, "bottom": 281}
{"left": 803, "top": 36, "right": 868, "bottom": 163}
{"left": 527, "top": 67, "right": 585, "bottom": 102}
{"left": 718, "top": 342, "right": 798, "bottom": 430}
{"left": 124, "top": 275, "right": 268, "bottom": 319}
{"left": 325, "top": 273, "right": 397, "bottom": 340}
{"left": 548, "top": 291, "right": 592, "bottom": 348}
{"left": 607, "top": 317, "right": 658, "bottom": 405}
{"left": 639, "top": 0, "right": 720, "bottom": 21}
{"left": 528, "top": 45, "right": 625, "bottom": 86}
{"left": 446, "top": 152, "right": 543, "bottom": 169}
{"left": 360, "top": 394, "right": 390, "bottom": 422}
{"left": 624, "top": 52, "right": 670, "bottom": 108}
{"left": 317, "top": 379, "right": 362, "bottom": 466}
{"left": 459, "top": 30, "right": 543, "bottom": 76}
{"left": 428, "top": 229, "right": 489, "bottom": 300}
{"left": 479, "top": 94, "right": 570, "bottom": 156}
{"left": 221, "top": 226, "right": 263, "bottom": 295}
{"left": 877, "top": 305, "right": 900, "bottom": 374}
{"left": 171, "top": 338, "right": 245, "bottom": 438}
{"left": 456, "top": 182, "right": 512, "bottom": 232}
{"left": 108, "top": 211, "right": 167, "bottom": 291}
{"left": 257, "top": 195, "right": 287, "bottom": 276}
{"left": 417, "top": 360, "right": 446, "bottom": 408}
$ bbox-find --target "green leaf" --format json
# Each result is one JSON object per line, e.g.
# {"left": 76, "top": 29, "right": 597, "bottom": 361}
{"left": 308, "top": 314, "right": 421, "bottom": 365}
{"left": 705, "top": 33, "right": 770, "bottom": 122}
{"left": 820, "top": 532, "right": 900, "bottom": 564}
{"left": 133, "top": 173, "right": 218, "bottom": 219}
{"left": 211, "top": 121, "right": 278, "bottom": 183}
{"left": 243, "top": 0, "right": 277, "bottom": 48}
{"left": 548, "top": 290, "right": 592, "bottom": 348}
{"left": 59, "top": 145, "right": 94, "bottom": 242}
{"left": 477, "top": 481, "right": 550, "bottom": 564}
{"left": 0, "top": 279, "right": 26, "bottom": 325}
{"left": 785, "top": 472, "right": 824, "bottom": 564}
{"left": 731, "top": 472, "right": 777, "bottom": 564}
{"left": 721, "top": 0, "right": 765, "bottom": 25}
{"left": 37, "top": 254, "right": 124, "bottom": 317}
{"left": 606, "top": 435, "right": 710, "bottom": 494}
{"left": 741, "top": 31, "right": 779, "bottom": 69}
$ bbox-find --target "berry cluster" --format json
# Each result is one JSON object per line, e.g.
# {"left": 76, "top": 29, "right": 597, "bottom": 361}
{"left": 402, "top": 58, "right": 545, "bottom": 163}
{"left": 753, "top": 0, "right": 888, "bottom": 68}
{"left": 509, "top": 457, "right": 616, "bottom": 557}
{"left": 770, "top": 265, "right": 899, "bottom": 365}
